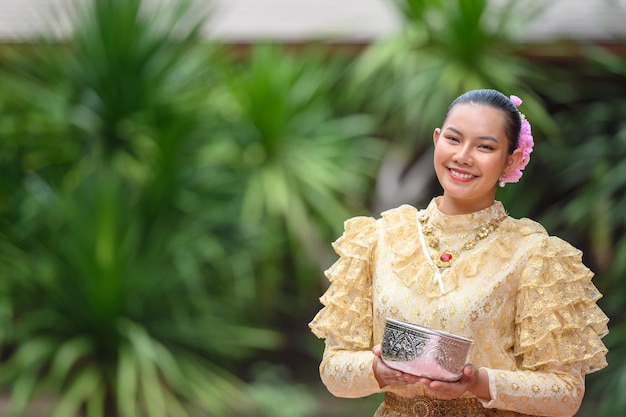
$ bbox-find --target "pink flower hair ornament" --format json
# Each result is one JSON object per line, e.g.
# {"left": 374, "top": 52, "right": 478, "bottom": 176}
{"left": 500, "top": 95, "right": 534, "bottom": 185}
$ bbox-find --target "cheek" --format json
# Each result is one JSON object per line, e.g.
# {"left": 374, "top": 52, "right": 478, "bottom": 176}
{"left": 432, "top": 150, "right": 448, "bottom": 173}
{"left": 487, "top": 156, "right": 509, "bottom": 176}
{"left": 432, "top": 148, "right": 447, "bottom": 176}
{"left": 433, "top": 143, "right": 450, "bottom": 161}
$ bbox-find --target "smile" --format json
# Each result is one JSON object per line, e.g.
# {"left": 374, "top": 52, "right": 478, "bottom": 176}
{"left": 449, "top": 169, "right": 476, "bottom": 180}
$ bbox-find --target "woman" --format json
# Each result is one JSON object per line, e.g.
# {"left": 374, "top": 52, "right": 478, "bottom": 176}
{"left": 309, "top": 89, "right": 608, "bottom": 417}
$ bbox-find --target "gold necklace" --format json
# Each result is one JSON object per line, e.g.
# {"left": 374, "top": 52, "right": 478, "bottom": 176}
{"left": 417, "top": 214, "right": 508, "bottom": 269}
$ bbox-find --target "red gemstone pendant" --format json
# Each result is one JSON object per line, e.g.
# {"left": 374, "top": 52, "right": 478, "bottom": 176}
{"left": 440, "top": 252, "right": 453, "bottom": 262}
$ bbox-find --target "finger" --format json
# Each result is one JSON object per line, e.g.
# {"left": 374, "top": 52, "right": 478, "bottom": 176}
{"left": 463, "top": 364, "right": 477, "bottom": 376}
{"left": 391, "top": 375, "right": 418, "bottom": 386}
{"left": 404, "top": 375, "right": 420, "bottom": 384}
{"left": 460, "top": 364, "right": 479, "bottom": 385}
{"left": 418, "top": 376, "right": 434, "bottom": 385}
{"left": 376, "top": 357, "right": 398, "bottom": 375}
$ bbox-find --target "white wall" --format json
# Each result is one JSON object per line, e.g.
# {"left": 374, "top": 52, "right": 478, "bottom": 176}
{"left": 0, "top": 0, "right": 625, "bottom": 43}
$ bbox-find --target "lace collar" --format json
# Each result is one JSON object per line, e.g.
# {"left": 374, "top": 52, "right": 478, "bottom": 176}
{"left": 424, "top": 197, "right": 508, "bottom": 236}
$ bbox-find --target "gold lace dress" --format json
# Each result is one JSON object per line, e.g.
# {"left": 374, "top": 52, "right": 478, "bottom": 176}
{"left": 309, "top": 198, "right": 608, "bottom": 417}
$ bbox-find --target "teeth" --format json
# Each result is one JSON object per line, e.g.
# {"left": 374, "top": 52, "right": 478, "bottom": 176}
{"left": 450, "top": 169, "right": 475, "bottom": 179}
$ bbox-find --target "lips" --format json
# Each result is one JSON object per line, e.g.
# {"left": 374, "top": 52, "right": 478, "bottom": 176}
{"left": 449, "top": 168, "right": 476, "bottom": 180}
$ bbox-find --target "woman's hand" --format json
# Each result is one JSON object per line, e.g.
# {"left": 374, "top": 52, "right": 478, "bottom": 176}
{"left": 372, "top": 344, "right": 420, "bottom": 388}
{"left": 417, "top": 365, "right": 491, "bottom": 401}
{"left": 372, "top": 345, "right": 491, "bottom": 400}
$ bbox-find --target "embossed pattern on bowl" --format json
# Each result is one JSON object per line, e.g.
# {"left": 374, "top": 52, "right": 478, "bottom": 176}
{"left": 381, "top": 318, "right": 473, "bottom": 381}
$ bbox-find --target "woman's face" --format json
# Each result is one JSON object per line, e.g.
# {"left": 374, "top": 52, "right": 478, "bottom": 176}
{"left": 433, "top": 103, "right": 522, "bottom": 215}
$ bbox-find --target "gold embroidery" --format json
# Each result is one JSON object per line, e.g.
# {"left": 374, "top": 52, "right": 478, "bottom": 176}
{"left": 310, "top": 199, "right": 608, "bottom": 417}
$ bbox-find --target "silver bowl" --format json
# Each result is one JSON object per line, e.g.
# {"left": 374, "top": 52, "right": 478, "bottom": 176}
{"left": 381, "top": 318, "right": 473, "bottom": 382}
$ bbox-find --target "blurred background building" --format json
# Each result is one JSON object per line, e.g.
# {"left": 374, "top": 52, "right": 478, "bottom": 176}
{"left": 1, "top": 0, "right": 626, "bottom": 45}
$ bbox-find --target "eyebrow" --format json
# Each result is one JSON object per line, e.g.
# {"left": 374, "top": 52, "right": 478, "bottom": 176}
{"left": 444, "top": 126, "right": 499, "bottom": 143}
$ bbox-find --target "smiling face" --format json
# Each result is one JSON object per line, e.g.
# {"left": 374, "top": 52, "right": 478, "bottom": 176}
{"left": 433, "top": 103, "right": 522, "bottom": 215}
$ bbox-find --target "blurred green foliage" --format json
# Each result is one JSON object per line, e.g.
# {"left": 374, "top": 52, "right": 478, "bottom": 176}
{"left": 203, "top": 44, "right": 384, "bottom": 320}
{"left": 0, "top": 0, "right": 283, "bottom": 415}
{"left": 0, "top": 0, "right": 624, "bottom": 416}
{"left": 509, "top": 47, "right": 626, "bottom": 417}
{"left": 351, "top": 0, "right": 553, "bottom": 140}
{"left": 347, "top": 0, "right": 556, "bottom": 210}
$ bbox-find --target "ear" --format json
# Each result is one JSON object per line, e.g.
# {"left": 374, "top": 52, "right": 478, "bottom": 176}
{"left": 504, "top": 148, "right": 523, "bottom": 176}
{"left": 433, "top": 128, "right": 441, "bottom": 146}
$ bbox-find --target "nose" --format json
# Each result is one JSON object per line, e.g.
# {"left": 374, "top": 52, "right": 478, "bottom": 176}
{"left": 452, "top": 144, "right": 473, "bottom": 165}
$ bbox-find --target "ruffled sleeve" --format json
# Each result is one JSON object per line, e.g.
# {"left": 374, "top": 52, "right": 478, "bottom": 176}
{"left": 309, "top": 216, "right": 383, "bottom": 398}
{"left": 482, "top": 231, "right": 609, "bottom": 416}
{"left": 515, "top": 236, "right": 608, "bottom": 374}
{"left": 309, "top": 216, "right": 378, "bottom": 344}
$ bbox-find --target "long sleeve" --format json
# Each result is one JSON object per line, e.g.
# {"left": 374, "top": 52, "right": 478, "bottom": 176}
{"left": 309, "top": 201, "right": 610, "bottom": 417}
{"left": 309, "top": 216, "right": 383, "bottom": 398}
{"left": 480, "top": 235, "right": 609, "bottom": 416}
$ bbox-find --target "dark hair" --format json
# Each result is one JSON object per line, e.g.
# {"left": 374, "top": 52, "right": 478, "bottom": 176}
{"left": 443, "top": 89, "right": 521, "bottom": 153}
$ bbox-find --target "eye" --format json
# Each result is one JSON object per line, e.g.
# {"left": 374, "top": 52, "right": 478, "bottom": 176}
{"left": 445, "top": 136, "right": 460, "bottom": 143}
{"left": 478, "top": 143, "right": 495, "bottom": 150}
